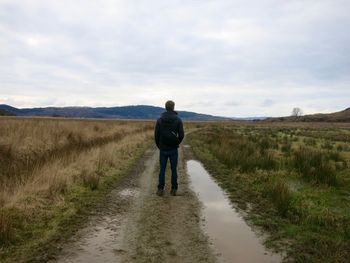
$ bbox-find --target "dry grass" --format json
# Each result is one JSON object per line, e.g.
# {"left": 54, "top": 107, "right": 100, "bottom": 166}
{"left": 7, "top": 130, "right": 151, "bottom": 206}
{"left": 0, "top": 210, "right": 13, "bottom": 245}
{"left": 0, "top": 117, "right": 153, "bottom": 250}
{"left": 0, "top": 117, "right": 152, "bottom": 197}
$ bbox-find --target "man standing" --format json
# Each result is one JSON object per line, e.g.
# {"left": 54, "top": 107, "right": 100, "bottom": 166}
{"left": 154, "top": 100, "right": 184, "bottom": 196}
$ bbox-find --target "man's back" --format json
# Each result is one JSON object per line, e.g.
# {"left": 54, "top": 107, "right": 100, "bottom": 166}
{"left": 155, "top": 110, "right": 184, "bottom": 150}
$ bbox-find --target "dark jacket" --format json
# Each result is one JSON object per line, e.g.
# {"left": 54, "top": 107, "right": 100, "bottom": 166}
{"left": 154, "top": 111, "right": 184, "bottom": 150}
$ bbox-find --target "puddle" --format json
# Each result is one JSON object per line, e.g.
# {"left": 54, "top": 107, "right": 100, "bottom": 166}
{"left": 119, "top": 188, "right": 139, "bottom": 198}
{"left": 50, "top": 188, "right": 133, "bottom": 263}
{"left": 50, "top": 214, "right": 127, "bottom": 263}
{"left": 187, "top": 160, "right": 282, "bottom": 263}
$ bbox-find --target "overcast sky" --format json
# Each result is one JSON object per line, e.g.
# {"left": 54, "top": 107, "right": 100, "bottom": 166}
{"left": 0, "top": 0, "right": 349, "bottom": 117}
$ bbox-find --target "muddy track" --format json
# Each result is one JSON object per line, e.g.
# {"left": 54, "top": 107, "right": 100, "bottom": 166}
{"left": 48, "top": 146, "right": 216, "bottom": 263}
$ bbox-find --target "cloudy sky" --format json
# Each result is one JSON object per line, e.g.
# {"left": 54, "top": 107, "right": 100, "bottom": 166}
{"left": 0, "top": 0, "right": 349, "bottom": 117}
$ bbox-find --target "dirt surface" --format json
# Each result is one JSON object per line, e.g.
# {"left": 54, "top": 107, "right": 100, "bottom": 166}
{"left": 49, "top": 146, "right": 216, "bottom": 263}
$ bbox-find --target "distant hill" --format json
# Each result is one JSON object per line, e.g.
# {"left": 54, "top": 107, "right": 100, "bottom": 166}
{"left": 0, "top": 104, "right": 230, "bottom": 121}
{"left": 264, "top": 108, "right": 350, "bottom": 122}
{"left": 0, "top": 108, "right": 16, "bottom": 116}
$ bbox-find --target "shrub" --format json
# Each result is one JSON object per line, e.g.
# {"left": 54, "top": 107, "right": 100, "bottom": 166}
{"left": 258, "top": 136, "right": 278, "bottom": 151}
{"left": 48, "top": 178, "right": 68, "bottom": 195}
{"left": 81, "top": 169, "right": 100, "bottom": 190}
{"left": 321, "top": 141, "right": 333, "bottom": 150}
{"left": 0, "top": 209, "right": 15, "bottom": 246}
{"left": 0, "top": 207, "right": 21, "bottom": 250}
{"left": 268, "top": 179, "right": 292, "bottom": 217}
{"left": 258, "top": 152, "right": 277, "bottom": 170}
{"left": 336, "top": 144, "right": 343, "bottom": 151}
{"left": 259, "top": 137, "right": 272, "bottom": 151}
{"left": 327, "top": 151, "right": 343, "bottom": 162}
{"left": 304, "top": 208, "right": 341, "bottom": 228}
{"left": 304, "top": 138, "right": 317, "bottom": 146}
{"left": 292, "top": 147, "right": 337, "bottom": 185}
{"left": 281, "top": 143, "right": 292, "bottom": 154}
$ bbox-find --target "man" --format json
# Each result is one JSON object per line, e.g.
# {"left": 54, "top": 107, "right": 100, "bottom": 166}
{"left": 154, "top": 100, "right": 184, "bottom": 196}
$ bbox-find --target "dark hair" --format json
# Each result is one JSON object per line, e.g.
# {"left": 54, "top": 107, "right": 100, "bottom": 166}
{"left": 165, "top": 100, "right": 175, "bottom": 111}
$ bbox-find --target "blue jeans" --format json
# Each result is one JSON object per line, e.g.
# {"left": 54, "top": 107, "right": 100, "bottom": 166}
{"left": 158, "top": 149, "right": 178, "bottom": 190}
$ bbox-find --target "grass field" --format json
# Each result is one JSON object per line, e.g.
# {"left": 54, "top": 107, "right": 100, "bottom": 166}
{"left": 0, "top": 117, "right": 153, "bottom": 261}
{"left": 187, "top": 122, "right": 350, "bottom": 263}
{"left": 1, "top": 117, "right": 349, "bottom": 262}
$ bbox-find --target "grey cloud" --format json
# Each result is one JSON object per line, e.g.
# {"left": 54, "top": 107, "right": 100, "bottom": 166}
{"left": 0, "top": 0, "right": 349, "bottom": 117}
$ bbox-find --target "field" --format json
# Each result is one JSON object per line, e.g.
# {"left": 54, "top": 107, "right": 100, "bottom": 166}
{"left": 188, "top": 122, "right": 350, "bottom": 262}
{"left": 0, "top": 117, "right": 153, "bottom": 261}
{"left": 0, "top": 117, "right": 349, "bottom": 262}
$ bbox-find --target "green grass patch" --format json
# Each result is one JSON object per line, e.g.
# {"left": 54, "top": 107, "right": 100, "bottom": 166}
{"left": 187, "top": 126, "right": 350, "bottom": 263}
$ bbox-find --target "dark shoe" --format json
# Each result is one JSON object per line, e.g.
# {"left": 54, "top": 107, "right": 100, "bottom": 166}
{"left": 170, "top": 189, "right": 177, "bottom": 196}
{"left": 156, "top": 189, "right": 164, "bottom": 196}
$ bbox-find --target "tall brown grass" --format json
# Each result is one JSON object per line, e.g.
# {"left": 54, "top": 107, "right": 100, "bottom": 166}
{"left": 0, "top": 118, "right": 152, "bottom": 195}
{"left": 0, "top": 117, "right": 153, "bottom": 247}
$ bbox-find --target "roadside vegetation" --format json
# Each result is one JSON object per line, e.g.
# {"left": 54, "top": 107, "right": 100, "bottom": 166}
{"left": 187, "top": 123, "right": 350, "bottom": 263}
{"left": 0, "top": 117, "right": 153, "bottom": 262}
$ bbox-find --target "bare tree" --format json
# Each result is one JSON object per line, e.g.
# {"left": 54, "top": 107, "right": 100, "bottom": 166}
{"left": 291, "top": 107, "right": 303, "bottom": 117}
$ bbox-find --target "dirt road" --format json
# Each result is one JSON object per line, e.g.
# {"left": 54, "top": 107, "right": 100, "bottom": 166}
{"left": 48, "top": 146, "right": 216, "bottom": 263}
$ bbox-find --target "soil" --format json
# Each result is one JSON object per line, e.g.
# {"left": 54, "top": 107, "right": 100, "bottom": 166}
{"left": 48, "top": 146, "right": 217, "bottom": 263}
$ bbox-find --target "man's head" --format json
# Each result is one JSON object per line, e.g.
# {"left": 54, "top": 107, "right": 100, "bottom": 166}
{"left": 165, "top": 100, "right": 175, "bottom": 111}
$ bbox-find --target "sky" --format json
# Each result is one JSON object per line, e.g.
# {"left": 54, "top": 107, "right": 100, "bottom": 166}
{"left": 0, "top": 0, "right": 349, "bottom": 117}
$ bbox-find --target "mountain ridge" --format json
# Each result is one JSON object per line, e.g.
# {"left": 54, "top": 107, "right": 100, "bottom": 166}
{"left": 0, "top": 108, "right": 16, "bottom": 116}
{"left": 0, "top": 104, "right": 230, "bottom": 121}
{"left": 264, "top": 108, "right": 350, "bottom": 122}
{"left": 2, "top": 104, "right": 348, "bottom": 122}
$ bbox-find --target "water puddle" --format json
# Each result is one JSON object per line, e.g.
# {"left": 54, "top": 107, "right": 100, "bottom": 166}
{"left": 187, "top": 160, "right": 282, "bottom": 263}
{"left": 50, "top": 214, "right": 127, "bottom": 263}
{"left": 50, "top": 189, "right": 132, "bottom": 263}
{"left": 119, "top": 188, "right": 139, "bottom": 198}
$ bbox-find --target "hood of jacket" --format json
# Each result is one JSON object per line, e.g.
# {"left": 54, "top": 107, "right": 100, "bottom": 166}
{"left": 160, "top": 111, "right": 178, "bottom": 123}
